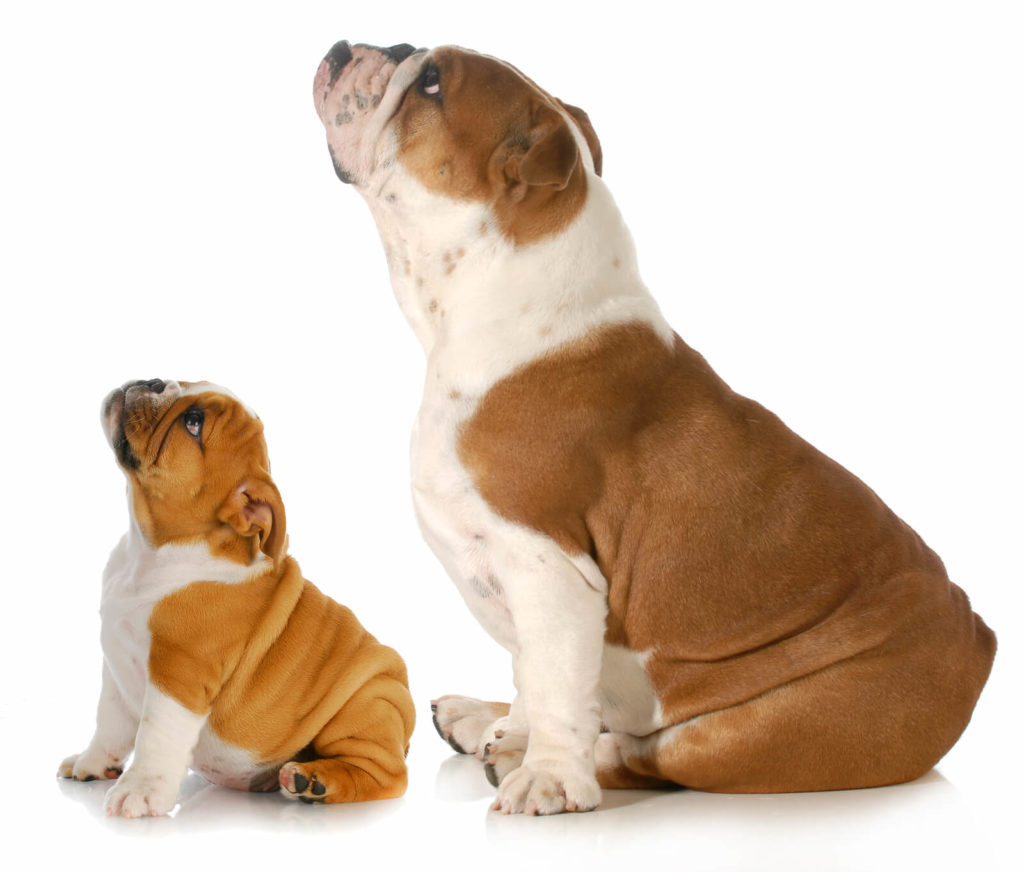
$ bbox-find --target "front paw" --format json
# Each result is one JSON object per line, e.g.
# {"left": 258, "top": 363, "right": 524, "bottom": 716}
{"left": 431, "top": 695, "right": 511, "bottom": 757}
{"left": 58, "top": 750, "right": 124, "bottom": 782}
{"left": 104, "top": 769, "right": 178, "bottom": 818}
{"left": 493, "top": 762, "right": 601, "bottom": 815}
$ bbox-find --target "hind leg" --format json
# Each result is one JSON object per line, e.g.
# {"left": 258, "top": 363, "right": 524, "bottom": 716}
{"left": 604, "top": 650, "right": 983, "bottom": 793}
{"left": 280, "top": 675, "right": 415, "bottom": 804}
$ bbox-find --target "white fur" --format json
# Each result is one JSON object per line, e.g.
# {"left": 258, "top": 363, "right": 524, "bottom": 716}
{"left": 104, "top": 684, "right": 207, "bottom": 817}
{"left": 193, "top": 728, "right": 280, "bottom": 792}
{"left": 337, "top": 49, "right": 674, "bottom": 814}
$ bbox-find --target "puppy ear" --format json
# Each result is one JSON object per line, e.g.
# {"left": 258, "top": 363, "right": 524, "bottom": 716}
{"left": 504, "top": 104, "right": 580, "bottom": 198}
{"left": 217, "top": 475, "right": 287, "bottom": 565}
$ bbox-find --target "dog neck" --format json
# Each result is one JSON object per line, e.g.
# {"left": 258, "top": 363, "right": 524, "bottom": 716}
{"left": 362, "top": 166, "right": 673, "bottom": 392}
{"left": 102, "top": 489, "right": 273, "bottom": 612}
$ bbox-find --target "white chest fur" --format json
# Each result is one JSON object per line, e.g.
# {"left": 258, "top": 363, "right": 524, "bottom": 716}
{"left": 99, "top": 514, "right": 273, "bottom": 783}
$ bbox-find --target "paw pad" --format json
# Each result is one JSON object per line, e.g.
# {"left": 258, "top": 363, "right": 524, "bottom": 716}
{"left": 280, "top": 763, "right": 328, "bottom": 803}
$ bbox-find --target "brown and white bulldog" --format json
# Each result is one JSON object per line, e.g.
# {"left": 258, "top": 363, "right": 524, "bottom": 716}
{"left": 59, "top": 379, "right": 415, "bottom": 817}
{"left": 312, "top": 42, "right": 996, "bottom": 815}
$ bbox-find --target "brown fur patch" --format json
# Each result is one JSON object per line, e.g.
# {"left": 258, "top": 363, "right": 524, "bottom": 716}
{"left": 395, "top": 48, "right": 596, "bottom": 246}
{"left": 458, "top": 322, "right": 995, "bottom": 790}
{"left": 148, "top": 560, "right": 414, "bottom": 778}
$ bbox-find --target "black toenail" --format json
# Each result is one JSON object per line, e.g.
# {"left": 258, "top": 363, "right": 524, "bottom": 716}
{"left": 311, "top": 778, "right": 326, "bottom": 796}
{"left": 484, "top": 761, "right": 500, "bottom": 788}
{"left": 446, "top": 733, "right": 467, "bottom": 754}
{"left": 432, "top": 711, "right": 468, "bottom": 754}
{"left": 81, "top": 775, "right": 96, "bottom": 782}
{"left": 293, "top": 773, "right": 310, "bottom": 793}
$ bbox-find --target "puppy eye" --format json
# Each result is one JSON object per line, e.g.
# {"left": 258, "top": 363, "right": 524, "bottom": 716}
{"left": 421, "top": 65, "right": 441, "bottom": 97}
{"left": 183, "top": 408, "right": 204, "bottom": 438}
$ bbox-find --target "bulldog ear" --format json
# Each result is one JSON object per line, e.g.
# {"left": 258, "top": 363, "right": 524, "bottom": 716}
{"left": 557, "top": 100, "right": 602, "bottom": 177}
{"left": 217, "top": 476, "right": 287, "bottom": 565}
{"left": 504, "top": 104, "right": 580, "bottom": 198}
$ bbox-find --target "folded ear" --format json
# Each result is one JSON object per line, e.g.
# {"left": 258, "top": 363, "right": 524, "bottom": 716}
{"left": 557, "top": 100, "right": 602, "bottom": 177}
{"left": 503, "top": 103, "right": 580, "bottom": 200}
{"left": 217, "top": 475, "right": 287, "bottom": 565}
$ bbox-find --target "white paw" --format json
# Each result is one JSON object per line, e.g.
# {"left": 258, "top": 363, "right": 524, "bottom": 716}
{"left": 492, "top": 762, "right": 601, "bottom": 815}
{"left": 104, "top": 769, "right": 178, "bottom": 818}
{"left": 431, "top": 695, "right": 511, "bottom": 757}
{"left": 58, "top": 749, "right": 124, "bottom": 782}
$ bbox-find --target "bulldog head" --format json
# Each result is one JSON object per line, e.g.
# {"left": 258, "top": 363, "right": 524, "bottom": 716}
{"left": 102, "top": 380, "right": 286, "bottom": 566}
{"left": 312, "top": 41, "right": 603, "bottom": 245}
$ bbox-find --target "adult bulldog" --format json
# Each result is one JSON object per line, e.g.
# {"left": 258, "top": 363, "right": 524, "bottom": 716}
{"left": 312, "top": 41, "right": 995, "bottom": 815}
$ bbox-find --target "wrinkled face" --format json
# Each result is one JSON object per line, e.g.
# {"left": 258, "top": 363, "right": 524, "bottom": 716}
{"left": 102, "top": 380, "right": 283, "bottom": 563}
{"left": 313, "top": 41, "right": 603, "bottom": 245}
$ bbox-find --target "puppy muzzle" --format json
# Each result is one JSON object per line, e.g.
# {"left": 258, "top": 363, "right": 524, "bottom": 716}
{"left": 102, "top": 379, "right": 182, "bottom": 469}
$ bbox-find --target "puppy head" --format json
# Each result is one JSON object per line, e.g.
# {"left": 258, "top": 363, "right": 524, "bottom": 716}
{"left": 101, "top": 380, "right": 286, "bottom": 566}
{"left": 313, "top": 42, "right": 602, "bottom": 245}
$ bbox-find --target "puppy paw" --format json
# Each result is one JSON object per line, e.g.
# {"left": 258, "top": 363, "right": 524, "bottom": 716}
{"left": 279, "top": 762, "right": 331, "bottom": 804}
{"left": 58, "top": 750, "right": 124, "bottom": 782}
{"left": 492, "top": 763, "right": 601, "bottom": 816}
{"left": 483, "top": 731, "right": 527, "bottom": 787}
{"left": 431, "top": 695, "right": 511, "bottom": 757}
{"left": 104, "top": 770, "right": 178, "bottom": 818}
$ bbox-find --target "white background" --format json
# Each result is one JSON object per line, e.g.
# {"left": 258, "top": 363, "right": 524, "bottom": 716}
{"left": 1, "top": 2, "right": 1020, "bottom": 869}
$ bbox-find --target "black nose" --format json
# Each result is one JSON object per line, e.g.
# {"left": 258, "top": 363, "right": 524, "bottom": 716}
{"left": 324, "top": 40, "right": 353, "bottom": 84}
{"left": 323, "top": 41, "right": 417, "bottom": 85}
{"left": 383, "top": 43, "right": 417, "bottom": 64}
{"left": 126, "top": 379, "right": 166, "bottom": 394}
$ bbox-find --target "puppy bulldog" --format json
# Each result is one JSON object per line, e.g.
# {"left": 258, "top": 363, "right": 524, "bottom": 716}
{"left": 59, "top": 379, "right": 415, "bottom": 817}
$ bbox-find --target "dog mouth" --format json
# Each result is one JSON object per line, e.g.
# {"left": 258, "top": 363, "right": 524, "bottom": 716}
{"left": 313, "top": 41, "right": 426, "bottom": 186}
{"left": 102, "top": 379, "right": 176, "bottom": 471}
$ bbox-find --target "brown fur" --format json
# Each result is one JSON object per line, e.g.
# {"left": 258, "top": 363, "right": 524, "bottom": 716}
{"left": 459, "top": 322, "right": 995, "bottom": 792}
{"left": 120, "top": 388, "right": 282, "bottom": 565}
{"left": 149, "top": 562, "right": 413, "bottom": 801}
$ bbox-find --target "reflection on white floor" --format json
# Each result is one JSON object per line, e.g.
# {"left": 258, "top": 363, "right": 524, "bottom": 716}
{"left": 48, "top": 725, "right": 1009, "bottom": 872}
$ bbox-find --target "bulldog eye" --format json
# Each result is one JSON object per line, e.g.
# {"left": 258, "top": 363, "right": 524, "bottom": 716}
{"left": 421, "top": 65, "right": 441, "bottom": 97}
{"left": 183, "top": 408, "right": 204, "bottom": 439}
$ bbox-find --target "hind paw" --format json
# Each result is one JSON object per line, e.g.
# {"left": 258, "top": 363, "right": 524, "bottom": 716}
{"left": 279, "top": 762, "right": 330, "bottom": 804}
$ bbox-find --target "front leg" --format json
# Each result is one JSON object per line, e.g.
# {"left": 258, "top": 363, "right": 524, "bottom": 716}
{"left": 104, "top": 683, "right": 207, "bottom": 818}
{"left": 491, "top": 541, "right": 608, "bottom": 815}
{"left": 59, "top": 662, "right": 137, "bottom": 782}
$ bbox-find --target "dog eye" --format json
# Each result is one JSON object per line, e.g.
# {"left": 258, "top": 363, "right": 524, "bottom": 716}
{"left": 421, "top": 65, "right": 441, "bottom": 97}
{"left": 183, "top": 408, "right": 204, "bottom": 438}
